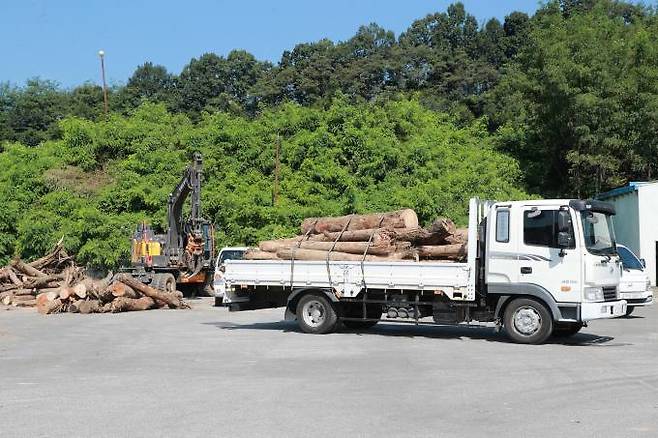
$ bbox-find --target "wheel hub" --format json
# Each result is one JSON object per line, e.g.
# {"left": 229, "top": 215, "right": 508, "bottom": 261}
{"left": 513, "top": 306, "right": 541, "bottom": 336}
{"left": 302, "top": 301, "right": 325, "bottom": 328}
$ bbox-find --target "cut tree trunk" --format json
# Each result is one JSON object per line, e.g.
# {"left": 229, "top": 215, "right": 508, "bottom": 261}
{"left": 22, "top": 274, "right": 65, "bottom": 289}
{"left": 108, "top": 282, "right": 140, "bottom": 299}
{"left": 37, "top": 297, "right": 63, "bottom": 315}
{"left": 110, "top": 296, "right": 156, "bottom": 312}
{"left": 416, "top": 244, "right": 467, "bottom": 259}
{"left": 294, "top": 240, "right": 407, "bottom": 255}
{"left": 444, "top": 228, "right": 468, "bottom": 245}
{"left": 72, "top": 283, "right": 87, "bottom": 299}
{"left": 14, "top": 299, "right": 36, "bottom": 307}
{"left": 276, "top": 248, "right": 411, "bottom": 262}
{"left": 244, "top": 249, "right": 281, "bottom": 260}
{"left": 115, "top": 274, "right": 189, "bottom": 309}
{"left": 76, "top": 300, "right": 103, "bottom": 314}
{"left": 10, "top": 258, "right": 47, "bottom": 278}
{"left": 301, "top": 209, "right": 418, "bottom": 234}
{"left": 320, "top": 228, "right": 396, "bottom": 244}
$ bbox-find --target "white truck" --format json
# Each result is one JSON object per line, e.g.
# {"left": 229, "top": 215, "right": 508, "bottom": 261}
{"left": 221, "top": 198, "right": 627, "bottom": 344}
{"left": 616, "top": 244, "right": 653, "bottom": 316}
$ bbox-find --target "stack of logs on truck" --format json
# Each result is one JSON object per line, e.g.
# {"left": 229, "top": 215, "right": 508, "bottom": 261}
{"left": 0, "top": 241, "right": 189, "bottom": 314}
{"left": 244, "top": 209, "right": 468, "bottom": 262}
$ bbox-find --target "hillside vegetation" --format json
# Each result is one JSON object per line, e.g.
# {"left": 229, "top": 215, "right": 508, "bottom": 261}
{"left": 1, "top": 0, "right": 657, "bottom": 268}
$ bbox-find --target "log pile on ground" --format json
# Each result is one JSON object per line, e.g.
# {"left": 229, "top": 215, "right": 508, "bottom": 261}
{"left": 245, "top": 210, "right": 468, "bottom": 262}
{"left": 0, "top": 240, "right": 189, "bottom": 313}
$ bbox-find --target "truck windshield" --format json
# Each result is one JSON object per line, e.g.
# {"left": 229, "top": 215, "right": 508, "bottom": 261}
{"left": 617, "top": 246, "right": 643, "bottom": 270}
{"left": 580, "top": 211, "right": 616, "bottom": 256}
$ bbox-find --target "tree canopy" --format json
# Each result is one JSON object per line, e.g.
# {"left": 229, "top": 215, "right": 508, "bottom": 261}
{"left": 0, "top": 0, "right": 656, "bottom": 267}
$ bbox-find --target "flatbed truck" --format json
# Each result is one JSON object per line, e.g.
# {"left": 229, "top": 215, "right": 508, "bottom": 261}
{"left": 221, "top": 198, "right": 627, "bottom": 344}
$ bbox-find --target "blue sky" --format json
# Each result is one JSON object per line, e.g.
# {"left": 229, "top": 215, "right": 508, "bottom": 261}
{"left": 1, "top": 0, "right": 539, "bottom": 88}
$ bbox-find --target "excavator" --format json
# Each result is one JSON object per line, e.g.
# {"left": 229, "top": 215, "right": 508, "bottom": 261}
{"left": 126, "top": 152, "right": 215, "bottom": 294}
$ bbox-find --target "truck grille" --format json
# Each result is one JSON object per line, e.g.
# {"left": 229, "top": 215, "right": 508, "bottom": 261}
{"left": 603, "top": 287, "right": 618, "bottom": 302}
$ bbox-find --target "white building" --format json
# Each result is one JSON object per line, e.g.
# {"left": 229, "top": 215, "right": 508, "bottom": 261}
{"left": 598, "top": 181, "right": 658, "bottom": 286}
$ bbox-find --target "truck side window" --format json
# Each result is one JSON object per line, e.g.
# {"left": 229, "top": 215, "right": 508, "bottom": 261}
{"left": 496, "top": 210, "right": 509, "bottom": 243}
{"left": 524, "top": 209, "right": 574, "bottom": 248}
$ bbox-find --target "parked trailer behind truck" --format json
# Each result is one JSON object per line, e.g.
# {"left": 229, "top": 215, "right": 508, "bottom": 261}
{"left": 221, "top": 198, "right": 627, "bottom": 344}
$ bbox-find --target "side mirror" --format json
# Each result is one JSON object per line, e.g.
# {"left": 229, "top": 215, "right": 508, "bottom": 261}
{"left": 640, "top": 258, "right": 646, "bottom": 268}
{"left": 557, "top": 231, "right": 573, "bottom": 249}
{"left": 557, "top": 210, "right": 571, "bottom": 232}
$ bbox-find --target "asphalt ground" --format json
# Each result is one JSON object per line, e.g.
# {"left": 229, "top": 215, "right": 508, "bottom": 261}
{"left": 0, "top": 298, "right": 656, "bottom": 437}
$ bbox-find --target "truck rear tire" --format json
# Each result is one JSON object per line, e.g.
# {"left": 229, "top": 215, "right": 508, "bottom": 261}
{"left": 503, "top": 298, "right": 553, "bottom": 344}
{"left": 552, "top": 322, "right": 583, "bottom": 338}
{"left": 296, "top": 293, "right": 338, "bottom": 334}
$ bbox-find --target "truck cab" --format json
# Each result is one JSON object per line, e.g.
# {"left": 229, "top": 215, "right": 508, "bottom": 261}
{"left": 616, "top": 244, "right": 653, "bottom": 316}
{"left": 485, "top": 199, "right": 626, "bottom": 341}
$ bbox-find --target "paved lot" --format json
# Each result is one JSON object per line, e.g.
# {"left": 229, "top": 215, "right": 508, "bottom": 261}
{"left": 1, "top": 299, "right": 657, "bottom": 438}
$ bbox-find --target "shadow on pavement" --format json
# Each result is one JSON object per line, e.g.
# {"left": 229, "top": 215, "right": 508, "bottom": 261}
{"left": 205, "top": 320, "right": 620, "bottom": 346}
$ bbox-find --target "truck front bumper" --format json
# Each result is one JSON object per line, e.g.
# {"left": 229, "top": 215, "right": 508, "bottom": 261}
{"left": 581, "top": 300, "right": 627, "bottom": 321}
{"left": 619, "top": 292, "right": 653, "bottom": 307}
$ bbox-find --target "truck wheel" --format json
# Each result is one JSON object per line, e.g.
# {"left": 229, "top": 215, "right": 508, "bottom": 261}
{"left": 504, "top": 298, "right": 553, "bottom": 344}
{"left": 552, "top": 322, "right": 583, "bottom": 338}
{"left": 296, "top": 293, "right": 338, "bottom": 334}
{"left": 624, "top": 306, "right": 635, "bottom": 317}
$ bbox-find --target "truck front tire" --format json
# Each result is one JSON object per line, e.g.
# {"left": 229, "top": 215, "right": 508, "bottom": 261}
{"left": 503, "top": 298, "right": 553, "bottom": 344}
{"left": 296, "top": 293, "right": 338, "bottom": 334}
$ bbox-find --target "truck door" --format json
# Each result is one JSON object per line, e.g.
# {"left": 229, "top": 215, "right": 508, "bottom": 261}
{"left": 486, "top": 205, "right": 520, "bottom": 285}
{"left": 516, "top": 206, "right": 581, "bottom": 303}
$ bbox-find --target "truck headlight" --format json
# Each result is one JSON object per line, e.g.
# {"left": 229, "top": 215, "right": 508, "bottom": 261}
{"left": 584, "top": 287, "right": 604, "bottom": 302}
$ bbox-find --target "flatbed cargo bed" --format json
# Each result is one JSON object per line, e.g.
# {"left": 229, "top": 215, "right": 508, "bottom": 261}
{"left": 224, "top": 259, "right": 473, "bottom": 301}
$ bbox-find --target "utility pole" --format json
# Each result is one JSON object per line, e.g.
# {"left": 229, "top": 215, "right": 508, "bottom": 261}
{"left": 273, "top": 135, "right": 281, "bottom": 206}
{"left": 98, "top": 50, "right": 109, "bottom": 115}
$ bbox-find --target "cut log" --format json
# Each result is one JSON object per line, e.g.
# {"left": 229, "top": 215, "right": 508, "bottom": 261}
{"left": 28, "top": 238, "right": 66, "bottom": 270}
{"left": 301, "top": 209, "right": 419, "bottom": 234}
{"left": 72, "top": 283, "right": 88, "bottom": 299}
{"left": 428, "top": 218, "right": 457, "bottom": 240}
{"left": 58, "top": 286, "right": 74, "bottom": 301}
{"left": 244, "top": 249, "right": 281, "bottom": 260}
{"left": 321, "top": 228, "right": 396, "bottom": 244}
{"left": 10, "top": 258, "right": 47, "bottom": 278}
{"left": 0, "top": 267, "right": 22, "bottom": 286}
{"left": 1, "top": 294, "right": 13, "bottom": 306}
{"left": 0, "top": 283, "right": 20, "bottom": 293}
{"left": 416, "top": 244, "right": 467, "bottom": 259}
{"left": 115, "top": 274, "right": 189, "bottom": 309}
{"left": 276, "top": 248, "right": 411, "bottom": 262}
{"left": 0, "top": 291, "right": 14, "bottom": 302}
{"left": 110, "top": 296, "right": 156, "bottom": 312}
{"left": 89, "top": 272, "right": 115, "bottom": 302}
{"left": 77, "top": 300, "right": 102, "bottom": 314}
{"left": 12, "top": 289, "right": 35, "bottom": 296}
{"left": 293, "top": 240, "right": 407, "bottom": 255}
{"left": 37, "top": 297, "right": 63, "bottom": 315}
{"left": 22, "top": 274, "right": 65, "bottom": 289}
{"left": 258, "top": 238, "right": 303, "bottom": 252}
{"left": 444, "top": 228, "right": 468, "bottom": 245}
{"left": 14, "top": 299, "right": 36, "bottom": 307}
{"left": 108, "top": 282, "right": 140, "bottom": 299}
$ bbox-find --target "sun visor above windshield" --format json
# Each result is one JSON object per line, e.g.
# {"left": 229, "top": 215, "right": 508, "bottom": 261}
{"left": 569, "top": 199, "right": 616, "bottom": 215}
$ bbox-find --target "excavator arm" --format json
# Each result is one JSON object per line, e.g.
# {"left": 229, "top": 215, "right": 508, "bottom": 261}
{"left": 166, "top": 152, "right": 203, "bottom": 258}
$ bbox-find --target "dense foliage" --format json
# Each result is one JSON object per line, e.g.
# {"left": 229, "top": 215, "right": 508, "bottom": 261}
{"left": 0, "top": 0, "right": 656, "bottom": 268}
